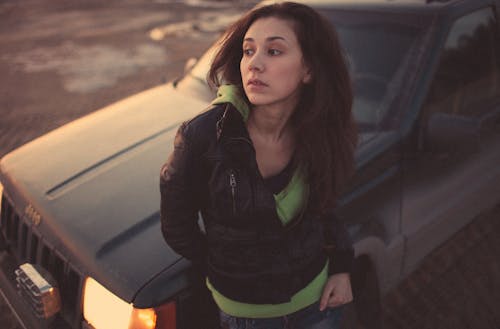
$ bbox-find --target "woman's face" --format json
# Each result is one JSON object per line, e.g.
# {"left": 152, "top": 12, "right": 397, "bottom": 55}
{"left": 240, "top": 17, "right": 311, "bottom": 110}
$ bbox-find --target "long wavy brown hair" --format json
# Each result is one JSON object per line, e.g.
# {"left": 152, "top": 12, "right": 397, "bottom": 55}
{"left": 208, "top": 1, "right": 358, "bottom": 213}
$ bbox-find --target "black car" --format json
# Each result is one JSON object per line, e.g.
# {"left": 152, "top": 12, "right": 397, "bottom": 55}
{"left": 1, "top": 0, "right": 500, "bottom": 328}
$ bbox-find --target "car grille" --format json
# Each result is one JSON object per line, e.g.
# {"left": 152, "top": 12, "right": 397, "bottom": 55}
{"left": 1, "top": 194, "right": 83, "bottom": 329}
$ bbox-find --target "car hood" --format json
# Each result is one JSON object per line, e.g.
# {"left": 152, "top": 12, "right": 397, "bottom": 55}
{"left": 0, "top": 82, "right": 388, "bottom": 306}
{"left": 0, "top": 83, "right": 207, "bottom": 304}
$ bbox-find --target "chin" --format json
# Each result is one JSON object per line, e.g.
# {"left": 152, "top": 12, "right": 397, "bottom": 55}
{"left": 246, "top": 94, "right": 272, "bottom": 107}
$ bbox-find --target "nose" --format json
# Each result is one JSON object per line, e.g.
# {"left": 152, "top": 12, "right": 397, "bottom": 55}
{"left": 247, "top": 51, "right": 264, "bottom": 72}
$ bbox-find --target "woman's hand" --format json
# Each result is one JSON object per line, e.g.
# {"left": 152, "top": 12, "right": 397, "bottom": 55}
{"left": 319, "top": 273, "right": 353, "bottom": 311}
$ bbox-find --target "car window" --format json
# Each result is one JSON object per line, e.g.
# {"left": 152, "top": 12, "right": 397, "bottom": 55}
{"left": 179, "top": 9, "right": 429, "bottom": 132}
{"left": 328, "top": 12, "right": 425, "bottom": 131}
{"left": 424, "top": 7, "right": 500, "bottom": 118}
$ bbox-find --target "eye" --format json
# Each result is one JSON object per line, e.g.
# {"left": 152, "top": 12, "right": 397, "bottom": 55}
{"left": 243, "top": 48, "right": 254, "bottom": 56}
{"left": 268, "top": 49, "right": 282, "bottom": 56}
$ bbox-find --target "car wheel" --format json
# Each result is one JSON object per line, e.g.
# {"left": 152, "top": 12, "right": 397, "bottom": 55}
{"left": 342, "top": 255, "right": 382, "bottom": 329}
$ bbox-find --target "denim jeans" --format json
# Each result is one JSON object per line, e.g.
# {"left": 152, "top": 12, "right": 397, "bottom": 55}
{"left": 219, "top": 302, "right": 344, "bottom": 329}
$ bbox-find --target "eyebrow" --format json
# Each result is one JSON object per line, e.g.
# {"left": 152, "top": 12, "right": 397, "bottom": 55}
{"left": 243, "top": 36, "right": 287, "bottom": 43}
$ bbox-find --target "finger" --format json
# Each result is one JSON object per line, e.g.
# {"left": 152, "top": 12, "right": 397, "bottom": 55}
{"left": 319, "top": 284, "right": 334, "bottom": 311}
{"left": 343, "top": 287, "right": 353, "bottom": 304}
{"left": 328, "top": 292, "right": 354, "bottom": 308}
{"left": 319, "top": 291, "right": 331, "bottom": 311}
{"left": 328, "top": 295, "right": 345, "bottom": 308}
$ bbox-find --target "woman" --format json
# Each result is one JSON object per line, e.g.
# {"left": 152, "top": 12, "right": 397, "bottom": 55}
{"left": 160, "top": 2, "right": 358, "bottom": 328}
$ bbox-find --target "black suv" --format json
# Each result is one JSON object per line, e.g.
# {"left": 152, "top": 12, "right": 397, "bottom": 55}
{"left": 1, "top": 0, "right": 500, "bottom": 328}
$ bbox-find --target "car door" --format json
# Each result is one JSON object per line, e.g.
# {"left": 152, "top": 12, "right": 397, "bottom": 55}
{"left": 401, "top": 4, "right": 500, "bottom": 276}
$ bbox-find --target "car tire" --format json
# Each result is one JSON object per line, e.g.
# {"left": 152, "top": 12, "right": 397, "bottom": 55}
{"left": 342, "top": 255, "right": 383, "bottom": 329}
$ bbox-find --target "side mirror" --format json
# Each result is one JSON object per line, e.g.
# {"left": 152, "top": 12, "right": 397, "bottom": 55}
{"left": 425, "top": 112, "right": 480, "bottom": 153}
{"left": 173, "top": 58, "right": 199, "bottom": 87}
{"left": 184, "top": 57, "right": 198, "bottom": 75}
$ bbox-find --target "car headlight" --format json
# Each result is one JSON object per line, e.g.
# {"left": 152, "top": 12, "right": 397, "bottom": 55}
{"left": 83, "top": 277, "right": 176, "bottom": 329}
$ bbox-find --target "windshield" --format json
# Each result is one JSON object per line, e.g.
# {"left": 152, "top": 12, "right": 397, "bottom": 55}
{"left": 177, "top": 9, "right": 429, "bottom": 132}
{"left": 327, "top": 10, "right": 427, "bottom": 131}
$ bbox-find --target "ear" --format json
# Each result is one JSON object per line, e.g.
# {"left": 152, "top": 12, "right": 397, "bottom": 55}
{"left": 302, "top": 66, "right": 312, "bottom": 84}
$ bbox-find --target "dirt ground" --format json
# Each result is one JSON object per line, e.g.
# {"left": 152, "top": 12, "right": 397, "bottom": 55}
{"left": 1, "top": 1, "right": 499, "bottom": 329}
{"left": 0, "top": 0, "right": 253, "bottom": 159}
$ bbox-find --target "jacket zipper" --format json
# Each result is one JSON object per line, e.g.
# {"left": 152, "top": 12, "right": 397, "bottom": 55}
{"left": 227, "top": 137, "right": 263, "bottom": 179}
{"left": 229, "top": 170, "right": 237, "bottom": 215}
{"left": 226, "top": 137, "right": 258, "bottom": 214}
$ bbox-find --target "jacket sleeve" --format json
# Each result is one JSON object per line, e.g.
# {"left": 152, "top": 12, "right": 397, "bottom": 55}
{"left": 322, "top": 212, "right": 355, "bottom": 275}
{"left": 160, "top": 122, "right": 207, "bottom": 266}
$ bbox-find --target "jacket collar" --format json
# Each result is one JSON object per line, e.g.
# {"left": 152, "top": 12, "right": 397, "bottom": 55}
{"left": 211, "top": 84, "right": 250, "bottom": 122}
{"left": 211, "top": 85, "right": 252, "bottom": 142}
{"left": 211, "top": 85, "right": 255, "bottom": 166}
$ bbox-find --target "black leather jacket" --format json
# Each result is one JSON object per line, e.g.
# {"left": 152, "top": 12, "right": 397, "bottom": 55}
{"left": 160, "top": 103, "right": 354, "bottom": 304}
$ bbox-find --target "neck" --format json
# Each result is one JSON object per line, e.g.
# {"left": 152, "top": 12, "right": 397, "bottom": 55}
{"left": 247, "top": 103, "right": 295, "bottom": 142}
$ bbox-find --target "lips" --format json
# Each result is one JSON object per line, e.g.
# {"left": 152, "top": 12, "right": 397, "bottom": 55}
{"left": 247, "top": 78, "right": 268, "bottom": 86}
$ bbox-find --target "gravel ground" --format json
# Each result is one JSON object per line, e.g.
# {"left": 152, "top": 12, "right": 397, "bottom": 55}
{"left": 1, "top": 1, "right": 500, "bottom": 329}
